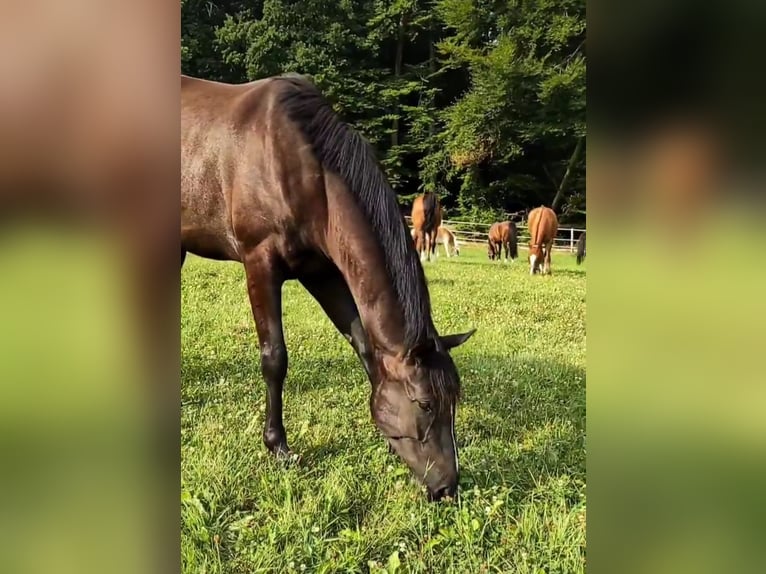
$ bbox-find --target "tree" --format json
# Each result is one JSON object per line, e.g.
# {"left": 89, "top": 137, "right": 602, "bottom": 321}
{"left": 180, "top": 0, "right": 586, "bottom": 223}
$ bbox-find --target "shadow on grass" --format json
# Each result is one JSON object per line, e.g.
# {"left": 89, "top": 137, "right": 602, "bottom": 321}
{"left": 551, "top": 268, "right": 586, "bottom": 277}
{"left": 182, "top": 350, "right": 367, "bottom": 407}
{"left": 455, "top": 354, "right": 586, "bottom": 497}
{"left": 183, "top": 349, "right": 584, "bottom": 505}
{"left": 426, "top": 277, "right": 457, "bottom": 286}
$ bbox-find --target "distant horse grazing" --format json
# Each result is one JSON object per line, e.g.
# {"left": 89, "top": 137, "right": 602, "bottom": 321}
{"left": 181, "top": 75, "right": 476, "bottom": 500}
{"left": 410, "top": 225, "right": 459, "bottom": 258}
{"left": 411, "top": 193, "right": 442, "bottom": 262}
{"left": 437, "top": 226, "right": 460, "bottom": 257}
{"left": 576, "top": 231, "right": 586, "bottom": 265}
{"left": 527, "top": 206, "right": 559, "bottom": 274}
{"left": 487, "top": 221, "right": 518, "bottom": 262}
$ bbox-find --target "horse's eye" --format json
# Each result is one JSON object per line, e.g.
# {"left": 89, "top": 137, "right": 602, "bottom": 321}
{"left": 418, "top": 401, "right": 433, "bottom": 414}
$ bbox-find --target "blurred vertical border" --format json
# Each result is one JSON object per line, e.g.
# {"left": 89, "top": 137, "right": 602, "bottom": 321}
{"left": 589, "top": 0, "right": 766, "bottom": 573}
{"left": 0, "top": 2, "right": 180, "bottom": 574}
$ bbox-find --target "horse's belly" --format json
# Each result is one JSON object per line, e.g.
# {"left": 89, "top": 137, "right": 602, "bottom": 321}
{"left": 181, "top": 225, "right": 241, "bottom": 262}
{"left": 181, "top": 192, "right": 241, "bottom": 261}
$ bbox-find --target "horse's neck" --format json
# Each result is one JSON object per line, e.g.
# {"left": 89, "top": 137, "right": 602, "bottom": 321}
{"left": 323, "top": 189, "right": 411, "bottom": 355}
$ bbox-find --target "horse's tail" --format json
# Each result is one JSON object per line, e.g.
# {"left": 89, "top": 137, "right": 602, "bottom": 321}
{"left": 531, "top": 207, "right": 545, "bottom": 250}
{"left": 576, "top": 231, "right": 586, "bottom": 265}
{"left": 508, "top": 222, "right": 518, "bottom": 260}
{"left": 422, "top": 192, "right": 439, "bottom": 233}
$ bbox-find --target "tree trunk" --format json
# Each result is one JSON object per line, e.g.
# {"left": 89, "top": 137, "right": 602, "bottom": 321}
{"left": 428, "top": 21, "right": 435, "bottom": 140}
{"left": 392, "top": 14, "right": 406, "bottom": 148}
{"left": 551, "top": 136, "right": 584, "bottom": 212}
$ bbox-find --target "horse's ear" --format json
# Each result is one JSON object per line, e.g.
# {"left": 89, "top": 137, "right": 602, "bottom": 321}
{"left": 440, "top": 328, "right": 477, "bottom": 351}
{"left": 406, "top": 338, "right": 436, "bottom": 360}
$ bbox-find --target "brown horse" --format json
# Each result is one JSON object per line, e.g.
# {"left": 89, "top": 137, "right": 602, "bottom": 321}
{"left": 411, "top": 193, "right": 442, "bottom": 262}
{"left": 527, "top": 206, "right": 559, "bottom": 274}
{"left": 437, "top": 226, "right": 460, "bottom": 257}
{"left": 487, "top": 221, "right": 518, "bottom": 262}
{"left": 181, "top": 74, "right": 476, "bottom": 500}
{"left": 411, "top": 225, "right": 460, "bottom": 258}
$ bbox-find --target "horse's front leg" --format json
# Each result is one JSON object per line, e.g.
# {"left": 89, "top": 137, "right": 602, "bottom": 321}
{"left": 300, "top": 268, "right": 372, "bottom": 377}
{"left": 300, "top": 269, "right": 396, "bottom": 454}
{"left": 243, "top": 247, "right": 290, "bottom": 456}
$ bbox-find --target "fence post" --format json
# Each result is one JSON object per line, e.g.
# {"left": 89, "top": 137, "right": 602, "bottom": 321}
{"left": 570, "top": 228, "right": 574, "bottom": 252}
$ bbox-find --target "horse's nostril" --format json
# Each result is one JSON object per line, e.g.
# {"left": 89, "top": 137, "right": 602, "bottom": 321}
{"left": 429, "top": 484, "right": 458, "bottom": 502}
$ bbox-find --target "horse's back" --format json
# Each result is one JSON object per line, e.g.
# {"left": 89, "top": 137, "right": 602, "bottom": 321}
{"left": 181, "top": 76, "right": 320, "bottom": 262}
{"left": 489, "top": 221, "right": 513, "bottom": 242}
{"left": 528, "top": 206, "right": 558, "bottom": 243}
{"left": 412, "top": 193, "right": 441, "bottom": 231}
{"left": 488, "top": 222, "right": 500, "bottom": 242}
{"left": 411, "top": 195, "right": 424, "bottom": 226}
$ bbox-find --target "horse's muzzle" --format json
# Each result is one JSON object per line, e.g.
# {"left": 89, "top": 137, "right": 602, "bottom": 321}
{"left": 427, "top": 482, "right": 458, "bottom": 502}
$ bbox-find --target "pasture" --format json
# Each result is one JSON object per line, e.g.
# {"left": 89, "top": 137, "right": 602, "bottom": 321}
{"left": 182, "top": 245, "right": 586, "bottom": 573}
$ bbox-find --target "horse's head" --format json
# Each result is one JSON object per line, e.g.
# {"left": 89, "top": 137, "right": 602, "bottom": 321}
{"left": 529, "top": 244, "right": 543, "bottom": 274}
{"left": 487, "top": 241, "right": 494, "bottom": 260}
{"left": 371, "top": 329, "right": 476, "bottom": 500}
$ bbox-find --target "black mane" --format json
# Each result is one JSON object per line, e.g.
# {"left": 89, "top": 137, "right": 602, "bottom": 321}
{"left": 276, "top": 76, "right": 434, "bottom": 350}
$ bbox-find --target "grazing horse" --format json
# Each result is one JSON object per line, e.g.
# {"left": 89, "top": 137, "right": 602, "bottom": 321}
{"left": 181, "top": 75, "right": 476, "bottom": 500}
{"left": 576, "top": 231, "right": 586, "bottom": 265}
{"left": 437, "top": 226, "right": 460, "bottom": 257}
{"left": 487, "top": 221, "right": 518, "bottom": 262}
{"left": 413, "top": 226, "right": 460, "bottom": 258}
{"left": 527, "top": 206, "right": 559, "bottom": 274}
{"left": 411, "top": 193, "right": 442, "bottom": 262}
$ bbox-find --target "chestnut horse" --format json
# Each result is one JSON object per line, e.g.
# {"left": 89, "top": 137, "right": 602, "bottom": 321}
{"left": 410, "top": 225, "right": 460, "bottom": 258}
{"left": 576, "top": 231, "right": 586, "bottom": 265}
{"left": 411, "top": 193, "right": 442, "bottom": 262}
{"left": 437, "top": 226, "right": 460, "bottom": 257}
{"left": 527, "top": 206, "right": 559, "bottom": 274}
{"left": 181, "top": 75, "right": 476, "bottom": 500}
{"left": 487, "top": 221, "right": 518, "bottom": 262}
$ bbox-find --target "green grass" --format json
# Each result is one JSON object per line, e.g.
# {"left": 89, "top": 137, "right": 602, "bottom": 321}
{"left": 182, "top": 245, "right": 586, "bottom": 573}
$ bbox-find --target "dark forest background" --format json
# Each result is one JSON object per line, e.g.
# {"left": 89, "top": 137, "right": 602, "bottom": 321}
{"left": 181, "top": 0, "right": 585, "bottom": 224}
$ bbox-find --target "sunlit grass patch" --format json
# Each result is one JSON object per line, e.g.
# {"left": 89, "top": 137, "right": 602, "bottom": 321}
{"left": 182, "top": 245, "right": 585, "bottom": 573}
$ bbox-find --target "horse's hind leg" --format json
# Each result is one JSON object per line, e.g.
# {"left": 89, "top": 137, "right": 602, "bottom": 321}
{"left": 417, "top": 230, "right": 426, "bottom": 262}
{"left": 544, "top": 242, "right": 553, "bottom": 274}
{"left": 243, "top": 248, "right": 290, "bottom": 456}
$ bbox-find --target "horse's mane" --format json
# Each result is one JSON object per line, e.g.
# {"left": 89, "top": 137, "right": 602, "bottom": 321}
{"left": 275, "top": 76, "right": 436, "bottom": 351}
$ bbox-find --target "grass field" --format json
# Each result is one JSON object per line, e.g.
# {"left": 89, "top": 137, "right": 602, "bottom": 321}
{"left": 181, "top": 245, "right": 586, "bottom": 573}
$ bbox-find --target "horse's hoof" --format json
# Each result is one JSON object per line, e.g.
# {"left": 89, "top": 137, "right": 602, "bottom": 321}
{"left": 275, "top": 449, "right": 301, "bottom": 466}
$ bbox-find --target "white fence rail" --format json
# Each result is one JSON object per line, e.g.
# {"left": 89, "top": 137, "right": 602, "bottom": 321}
{"left": 404, "top": 216, "right": 585, "bottom": 253}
